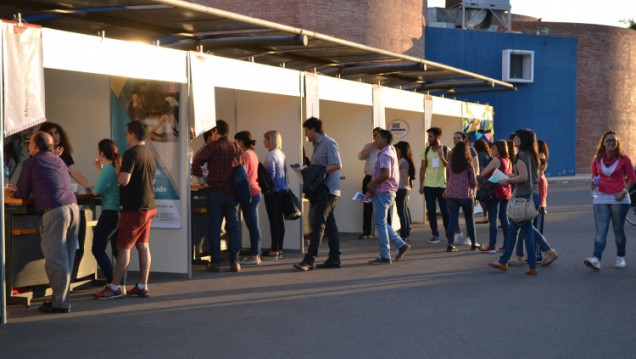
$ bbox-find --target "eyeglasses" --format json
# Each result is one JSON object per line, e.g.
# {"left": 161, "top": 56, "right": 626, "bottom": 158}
{"left": 604, "top": 139, "right": 617, "bottom": 143}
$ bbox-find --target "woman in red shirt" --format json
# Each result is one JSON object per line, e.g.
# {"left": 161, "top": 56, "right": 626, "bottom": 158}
{"left": 235, "top": 131, "right": 263, "bottom": 265}
{"left": 584, "top": 131, "right": 636, "bottom": 270}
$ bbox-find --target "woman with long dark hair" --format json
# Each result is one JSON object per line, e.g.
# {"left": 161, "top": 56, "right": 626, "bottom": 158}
{"left": 478, "top": 140, "right": 511, "bottom": 253}
{"left": 444, "top": 141, "right": 481, "bottom": 252}
{"left": 90, "top": 139, "right": 124, "bottom": 287}
{"left": 235, "top": 131, "right": 262, "bottom": 265}
{"left": 39, "top": 122, "right": 92, "bottom": 192}
{"left": 394, "top": 141, "right": 415, "bottom": 243}
{"left": 474, "top": 139, "right": 492, "bottom": 224}
{"left": 488, "top": 129, "right": 545, "bottom": 275}
{"left": 584, "top": 131, "right": 635, "bottom": 270}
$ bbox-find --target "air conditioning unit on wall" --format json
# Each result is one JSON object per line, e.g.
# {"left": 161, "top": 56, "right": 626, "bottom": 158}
{"left": 502, "top": 49, "right": 534, "bottom": 83}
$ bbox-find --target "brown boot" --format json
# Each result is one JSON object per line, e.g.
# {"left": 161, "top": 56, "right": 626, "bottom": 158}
{"left": 525, "top": 268, "right": 538, "bottom": 276}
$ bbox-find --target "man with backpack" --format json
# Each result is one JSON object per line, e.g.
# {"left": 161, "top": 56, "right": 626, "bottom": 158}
{"left": 419, "top": 127, "right": 451, "bottom": 244}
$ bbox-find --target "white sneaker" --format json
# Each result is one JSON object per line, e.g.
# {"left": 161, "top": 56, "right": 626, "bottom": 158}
{"left": 462, "top": 238, "right": 472, "bottom": 246}
{"left": 615, "top": 257, "right": 626, "bottom": 269}
{"left": 454, "top": 232, "right": 466, "bottom": 245}
{"left": 584, "top": 256, "right": 601, "bottom": 270}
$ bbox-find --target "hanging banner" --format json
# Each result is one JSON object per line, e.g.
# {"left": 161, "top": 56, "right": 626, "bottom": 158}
{"left": 2, "top": 21, "right": 46, "bottom": 137}
{"left": 372, "top": 84, "right": 385, "bottom": 129}
{"left": 424, "top": 94, "right": 433, "bottom": 132}
{"left": 462, "top": 102, "right": 494, "bottom": 143}
{"left": 188, "top": 51, "right": 216, "bottom": 137}
{"left": 110, "top": 78, "right": 182, "bottom": 229}
{"left": 304, "top": 72, "right": 319, "bottom": 118}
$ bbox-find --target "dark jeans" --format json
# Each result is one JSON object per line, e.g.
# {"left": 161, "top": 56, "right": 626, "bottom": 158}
{"left": 308, "top": 194, "right": 340, "bottom": 261}
{"left": 485, "top": 198, "right": 510, "bottom": 249}
{"left": 264, "top": 191, "right": 285, "bottom": 252}
{"left": 207, "top": 190, "right": 241, "bottom": 265}
{"left": 423, "top": 186, "right": 449, "bottom": 238}
{"left": 396, "top": 188, "right": 411, "bottom": 239}
{"left": 362, "top": 175, "right": 373, "bottom": 235}
{"left": 241, "top": 193, "right": 261, "bottom": 256}
{"left": 91, "top": 210, "right": 124, "bottom": 284}
{"left": 447, "top": 197, "right": 476, "bottom": 245}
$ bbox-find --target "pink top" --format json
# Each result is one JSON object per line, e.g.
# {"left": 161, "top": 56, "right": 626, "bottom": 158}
{"left": 538, "top": 173, "right": 548, "bottom": 207}
{"left": 445, "top": 159, "right": 476, "bottom": 199}
{"left": 243, "top": 150, "right": 261, "bottom": 197}
{"left": 591, "top": 155, "right": 636, "bottom": 195}
{"left": 372, "top": 145, "right": 399, "bottom": 194}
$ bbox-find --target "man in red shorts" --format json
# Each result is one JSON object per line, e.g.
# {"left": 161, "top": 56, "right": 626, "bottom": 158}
{"left": 95, "top": 120, "right": 156, "bottom": 299}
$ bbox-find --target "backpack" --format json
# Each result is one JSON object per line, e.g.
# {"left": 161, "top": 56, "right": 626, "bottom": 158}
{"left": 257, "top": 162, "right": 275, "bottom": 194}
{"left": 424, "top": 145, "right": 449, "bottom": 159}
{"left": 232, "top": 144, "right": 252, "bottom": 208}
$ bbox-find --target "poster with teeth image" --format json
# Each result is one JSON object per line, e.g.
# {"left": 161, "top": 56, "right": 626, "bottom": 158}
{"left": 110, "top": 77, "right": 181, "bottom": 228}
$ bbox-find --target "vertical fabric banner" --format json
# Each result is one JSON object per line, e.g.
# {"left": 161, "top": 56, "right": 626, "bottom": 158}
{"left": 110, "top": 78, "right": 182, "bottom": 229}
{"left": 2, "top": 21, "right": 45, "bottom": 137}
{"left": 372, "top": 85, "right": 385, "bottom": 129}
{"left": 424, "top": 94, "right": 433, "bottom": 132}
{"left": 304, "top": 72, "right": 319, "bottom": 118}
{"left": 189, "top": 51, "right": 216, "bottom": 137}
{"left": 462, "top": 102, "right": 494, "bottom": 143}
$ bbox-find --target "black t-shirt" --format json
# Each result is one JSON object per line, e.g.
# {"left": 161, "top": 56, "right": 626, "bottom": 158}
{"left": 119, "top": 144, "right": 156, "bottom": 211}
{"left": 60, "top": 151, "right": 74, "bottom": 167}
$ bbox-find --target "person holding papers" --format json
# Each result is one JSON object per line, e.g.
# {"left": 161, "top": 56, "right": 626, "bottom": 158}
{"left": 477, "top": 140, "right": 512, "bottom": 253}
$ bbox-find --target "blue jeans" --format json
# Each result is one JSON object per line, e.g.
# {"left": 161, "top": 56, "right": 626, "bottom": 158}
{"left": 423, "top": 186, "right": 449, "bottom": 238}
{"left": 91, "top": 210, "right": 119, "bottom": 283}
{"left": 207, "top": 190, "right": 241, "bottom": 265}
{"left": 592, "top": 203, "right": 629, "bottom": 259}
{"left": 373, "top": 192, "right": 407, "bottom": 259}
{"left": 446, "top": 198, "right": 476, "bottom": 245}
{"left": 485, "top": 198, "right": 510, "bottom": 249}
{"left": 308, "top": 194, "right": 340, "bottom": 261}
{"left": 396, "top": 188, "right": 412, "bottom": 239}
{"left": 499, "top": 194, "right": 539, "bottom": 269}
{"left": 241, "top": 193, "right": 262, "bottom": 256}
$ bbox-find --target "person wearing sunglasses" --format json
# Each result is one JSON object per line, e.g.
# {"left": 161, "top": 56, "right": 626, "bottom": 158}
{"left": 584, "top": 131, "right": 636, "bottom": 270}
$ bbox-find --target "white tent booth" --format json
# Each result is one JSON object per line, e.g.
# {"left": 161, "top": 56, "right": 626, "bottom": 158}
{"left": 203, "top": 56, "right": 304, "bottom": 253}
{"left": 1, "top": 23, "right": 499, "bottom": 323}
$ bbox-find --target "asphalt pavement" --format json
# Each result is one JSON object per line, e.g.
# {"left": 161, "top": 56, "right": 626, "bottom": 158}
{"left": 1, "top": 180, "right": 636, "bottom": 359}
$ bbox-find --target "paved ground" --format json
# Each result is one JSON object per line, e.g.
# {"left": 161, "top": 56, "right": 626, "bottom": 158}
{"left": 2, "top": 181, "right": 636, "bottom": 358}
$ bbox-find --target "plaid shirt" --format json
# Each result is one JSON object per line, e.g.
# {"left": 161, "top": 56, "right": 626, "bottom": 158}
{"left": 192, "top": 136, "right": 242, "bottom": 197}
{"left": 372, "top": 145, "right": 399, "bottom": 194}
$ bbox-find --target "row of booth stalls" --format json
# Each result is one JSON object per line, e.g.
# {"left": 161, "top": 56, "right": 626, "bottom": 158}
{"left": 1, "top": 25, "right": 494, "bottom": 322}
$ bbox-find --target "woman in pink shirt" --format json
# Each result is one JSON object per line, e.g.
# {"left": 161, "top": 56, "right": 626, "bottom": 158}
{"left": 444, "top": 141, "right": 481, "bottom": 252}
{"left": 235, "top": 131, "right": 262, "bottom": 265}
{"left": 584, "top": 131, "right": 636, "bottom": 270}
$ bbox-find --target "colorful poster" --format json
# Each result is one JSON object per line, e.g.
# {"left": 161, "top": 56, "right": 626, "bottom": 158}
{"left": 2, "top": 21, "right": 46, "bottom": 137}
{"left": 110, "top": 78, "right": 182, "bottom": 229}
{"left": 462, "top": 102, "right": 494, "bottom": 143}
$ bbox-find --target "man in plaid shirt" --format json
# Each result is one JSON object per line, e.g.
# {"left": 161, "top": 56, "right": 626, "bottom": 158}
{"left": 192, "top": 120, "right": 243, "bottom": 273}
{"left": 366, "top": 129, "right": 410, "bottom": 264}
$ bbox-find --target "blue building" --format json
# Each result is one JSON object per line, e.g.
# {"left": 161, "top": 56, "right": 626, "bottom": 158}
{"left": 426, "top": 27, "right": 578, "bottom": 176}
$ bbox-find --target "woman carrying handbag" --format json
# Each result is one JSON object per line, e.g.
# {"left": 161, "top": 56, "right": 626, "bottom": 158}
{"left": 488, "top": 129, "right": 547, "bottom": 276}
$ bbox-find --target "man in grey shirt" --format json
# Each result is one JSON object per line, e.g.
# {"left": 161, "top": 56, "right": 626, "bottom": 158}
{"left": 294, "top": 117, "right": 343, "bottom": 271}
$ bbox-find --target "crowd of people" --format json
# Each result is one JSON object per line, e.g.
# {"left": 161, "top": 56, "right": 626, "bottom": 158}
{"left": 4, "top": 116, "right": 635, "bottom": 314}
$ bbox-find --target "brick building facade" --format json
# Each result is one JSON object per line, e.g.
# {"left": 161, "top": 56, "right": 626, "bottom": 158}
{"left": 193, "top": 0, "right": 426, "bottom": 56}
{"left": 513, "top": 20, "right": 636, "bottom": 173}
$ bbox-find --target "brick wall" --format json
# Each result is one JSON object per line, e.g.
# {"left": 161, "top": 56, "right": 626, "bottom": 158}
{"left": 194, "top": 0, "right": 425, "bottom": 56}
{"left": 514, "top": 21, "right": 636, "bottom": 173}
